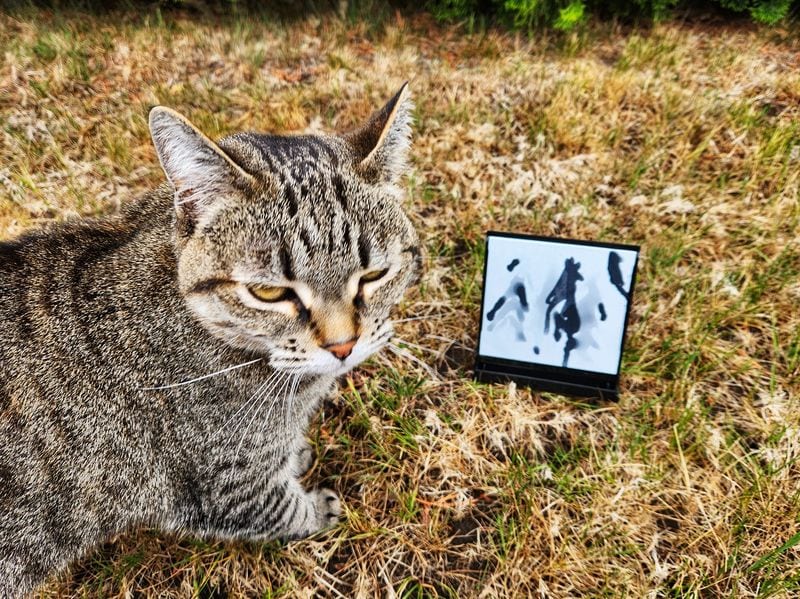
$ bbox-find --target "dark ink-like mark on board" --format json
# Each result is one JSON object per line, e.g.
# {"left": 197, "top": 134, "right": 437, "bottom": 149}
{"left": 598, "top": 302, "right": 607, "bottom": 321}
{"left": 608, "top": 252, "right": 629, "bottom": 300}
{"left": 486, "top": 275, "right": 530, "bottom": 341}
{"left": 487, "top": 297, "right": 506, "bottom": 321}
{"left": 507, "top": 258, "right": 520, "bottom": 272}
{"left": 544, "top": 257, "right": 583, "bottom": 367}
{"left": 514, "top": 283, "right": 528, "bottom": 309}
{"left": 533, "top": 346, "right": 540, "bottom": 355}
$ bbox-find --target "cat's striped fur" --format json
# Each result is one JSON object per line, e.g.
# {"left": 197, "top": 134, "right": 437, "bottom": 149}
{"left": 0, "top": 85, "right": 420, "bottom": 596}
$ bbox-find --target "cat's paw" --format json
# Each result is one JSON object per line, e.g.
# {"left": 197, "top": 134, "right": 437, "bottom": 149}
{"left": 278, "top": 487, "right": 343, "bottom": 542}
{"left": 310, "top": 487, "right": 341, "bottom": 531}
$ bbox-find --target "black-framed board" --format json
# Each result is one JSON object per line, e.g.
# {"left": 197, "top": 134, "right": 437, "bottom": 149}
{"left": 474, "top": 231, "right": 640, "bottom": 400}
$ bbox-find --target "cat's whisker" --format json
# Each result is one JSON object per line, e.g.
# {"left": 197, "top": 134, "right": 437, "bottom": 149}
{"left": 282, "top": 371, "right": 304, "bottom": 430}
{"left": 225, "top": 369, "right": 290, "bottom": 445}
{"left": 272, "top": 364, "right": 310, "bottom": 373}
{"left": 368, "top": 330, "right": 395, "bottom": 349}
{"left": 216, "top": 374, "right": 289, "bottom": 487}
{"left": 248, "top": 373, "right": 296, "bottom": 471}
{"left": 209, "top": 370, "right": 282, "bottom": 441}
{"left": 278, "top": 374, "right": 295, "bottom": 431}
{"left": 386, "top": 342, "right": 441, "bottom": 381}
{"left": 141, "top": 358, "right": 262, "bottom": 391}
{"left": 392, "top": 339, "right": 438, "bottom": 355}
{"left": 260, "top": 371, "right": 294, "bottom": 428}
{"left": 255, "top": 371, "right": 300, "bottom": 453}
{"left": 393, "top": 314, "right": 442, "bottom": 323}
{"left": 230, "top": 370, "right": 292, "bottom": 463}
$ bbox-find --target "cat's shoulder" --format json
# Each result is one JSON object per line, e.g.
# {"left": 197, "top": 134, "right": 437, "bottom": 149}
{"left": 0, "top": 188, "right": 172, "bottom": 266}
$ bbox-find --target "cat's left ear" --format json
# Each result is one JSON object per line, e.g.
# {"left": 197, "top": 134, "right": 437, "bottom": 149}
{"left": 343, "top": 82, "right": 413, "bottom": 184}
{"left": 149, "top": 107, "right": 256, "bottom": 233}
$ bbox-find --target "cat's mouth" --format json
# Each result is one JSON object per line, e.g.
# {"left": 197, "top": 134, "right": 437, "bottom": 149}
{"left": 269, "top": 346, "right": 365, "bottom": 377}
{"left": 268, "top": 325, "right": 394, "bottom": 378}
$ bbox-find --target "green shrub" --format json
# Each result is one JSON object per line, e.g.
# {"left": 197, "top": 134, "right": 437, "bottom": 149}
{"left": 554, "top": 1, "right": 586, "bottom": 29}
{"left": 427, "top": 0, "right": 797, "bottom": 28}
{"left": 720, "top": 0, "right": 793, "bottom": 24}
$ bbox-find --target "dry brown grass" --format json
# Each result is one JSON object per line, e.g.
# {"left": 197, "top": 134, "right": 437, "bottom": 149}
{"left": 1, "top": 6, "right": 800, "bottom": 597}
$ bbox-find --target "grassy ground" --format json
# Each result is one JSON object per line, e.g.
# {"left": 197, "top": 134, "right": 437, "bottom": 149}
{"left": 1, "top": 6, "right": 800, "bottom": 597}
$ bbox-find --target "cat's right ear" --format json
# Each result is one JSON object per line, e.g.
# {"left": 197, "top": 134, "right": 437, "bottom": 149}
{"left": 149, "top": 107, "right": 255, "bottom": 233}
{"left": 343, "top": 83, "right": 413, "bottom": 185}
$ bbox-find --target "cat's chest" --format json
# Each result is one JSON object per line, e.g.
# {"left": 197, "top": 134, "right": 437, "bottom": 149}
{"left": 168, "top": 370, "right": 331, "bottom": 450}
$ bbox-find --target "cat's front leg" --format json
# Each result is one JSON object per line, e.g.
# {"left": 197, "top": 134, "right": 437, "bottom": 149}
{"left": 194, "top": 473, "right": 342, "bottom": 543}
{"left": 259, "top": 479, "right": 342, "bottom": 541}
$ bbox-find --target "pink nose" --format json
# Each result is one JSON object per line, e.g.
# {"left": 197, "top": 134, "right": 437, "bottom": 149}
{"left": 325, "top": 339, "right": 357, "bottom": 360}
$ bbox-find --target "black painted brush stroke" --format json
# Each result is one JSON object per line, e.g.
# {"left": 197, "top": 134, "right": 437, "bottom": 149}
{"left": 485, "top": 276, "right": 530, "bottom": 342}
{"left": 608, "top": 251, "right": 629, "bottom": 300}
{"left": 486, "top": 296, "right": 506, "bottom": 321}
{"left": 544, "top": 257, "right": 583, "bottom": 367}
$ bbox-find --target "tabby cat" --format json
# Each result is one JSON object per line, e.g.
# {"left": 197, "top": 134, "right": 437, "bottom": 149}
{"left": 0, "top": 84, "right": 420, "bottom": 596}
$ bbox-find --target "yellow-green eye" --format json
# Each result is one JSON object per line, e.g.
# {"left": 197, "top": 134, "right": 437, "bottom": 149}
{"left": 360, "top": 268, "right": 389, "bottom": 284}
{"left": 249, "top": 286, "right": 293, "bottom": 302}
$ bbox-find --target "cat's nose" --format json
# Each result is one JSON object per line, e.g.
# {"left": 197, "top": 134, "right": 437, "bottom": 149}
{"left": 324, "top": 338, "right": 357, "bottom": 360}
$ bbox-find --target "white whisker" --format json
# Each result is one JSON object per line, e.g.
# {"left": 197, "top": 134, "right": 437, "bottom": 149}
{"left": 271, "top": 365, "right": 310, "bottom": 373}
{"left": 387, "top": 342, "right": 441, "bottom": 381}
{"left": 393, "top": 340, "right": 438, "bottom": 355}
{"left": 282, "top": 372, "right": 303, "bottom": 429}
{"left": 231, "top": 371, "right": 291, "bottom": 461}
{"left": 270, "top": 373, "right": 301, "bottom": 428}
{"left": 141, "top": 358, "right": 262, "bottom": 390}
{"left": 225, "top": 369, "right": 289, "bottom": 445}
{"left": 393, "top": 314, "right": 442, "bottom": 323}
{"left": 260, "top": 373, "right": 293, "bottom": 427}
{"left": 370, "top": 331, "right": 394, "bottom": 348}
{"left": 425, "top": 334, "right": 462, "bottom": 345}
{"left": 204, "top": 372, "right": 281, "bottom": 481}
{"left": 209, "top": 370, "right": 280, "bottom": 441}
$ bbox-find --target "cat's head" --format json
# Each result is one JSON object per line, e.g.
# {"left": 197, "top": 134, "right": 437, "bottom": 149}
{"left": 148, "top": 85, "right": 420, "bottom": 377}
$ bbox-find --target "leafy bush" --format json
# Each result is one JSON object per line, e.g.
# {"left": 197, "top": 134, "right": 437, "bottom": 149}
{"left": 719, "top": 0, "right": 793, "bottom": 24}
{"left": 427, "top": 0, "right": 797, "bottom": 28}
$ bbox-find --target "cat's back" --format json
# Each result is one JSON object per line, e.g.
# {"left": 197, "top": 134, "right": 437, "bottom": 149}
{"left": 0, "top": 234, "right": 41, "bottom": 314}
{"left": 0, "top": 191, "right": 174, "bottom": 415}
{"left": 0, "top": 237, "right": 29, "bottom": 278}
{"left": 0, "top": 233, "right": 49, "bottom": 381}
{"left": 0, "top": 191, "right": 170, "bottom": 320}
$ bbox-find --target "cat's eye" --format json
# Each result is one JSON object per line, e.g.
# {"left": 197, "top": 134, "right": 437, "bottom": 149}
{"left": 249, "top": 285, "right": 295, "bottom": 303}
{"left": 360, "top": 268, "right": 389, "bottom": 285}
